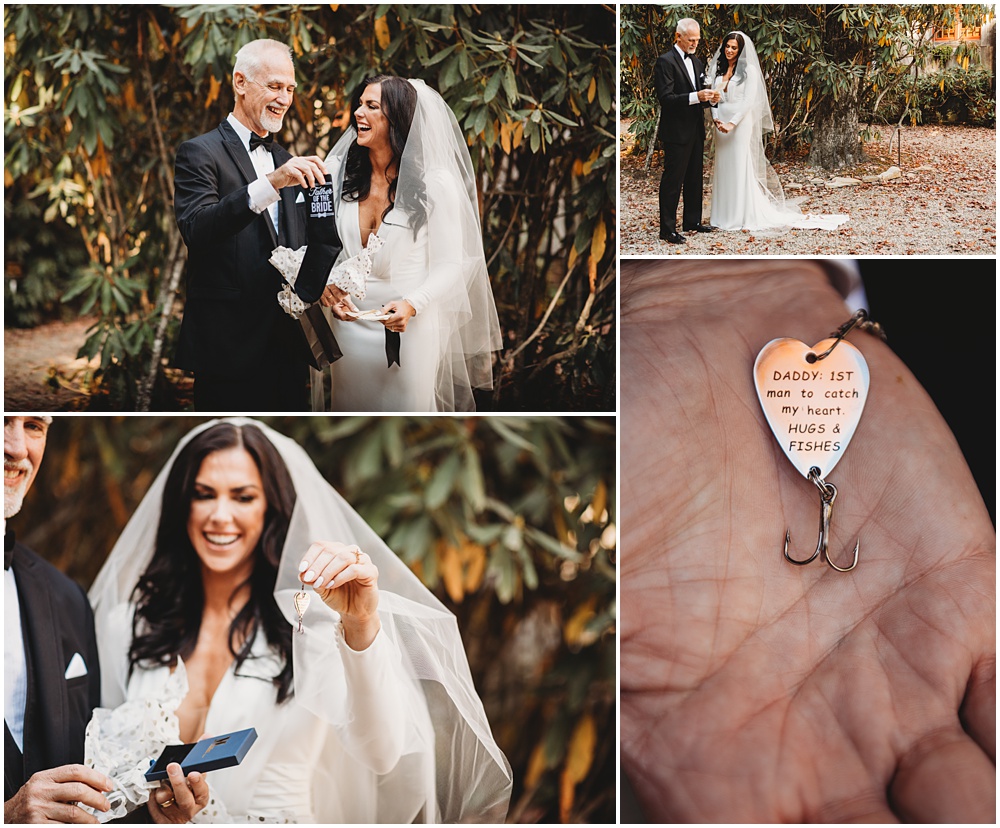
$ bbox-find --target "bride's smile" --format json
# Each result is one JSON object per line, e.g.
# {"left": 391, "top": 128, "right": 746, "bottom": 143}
{"left": 354, "top": 83, "right": 388, "bottom": 150}
{"left": 187, "top": 447, "right": 267, "bottom": 578}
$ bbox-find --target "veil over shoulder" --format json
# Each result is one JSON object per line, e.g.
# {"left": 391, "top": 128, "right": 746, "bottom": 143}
{"left": 89, "top": 418, "right": 512, "bottom": 823}
{"left": 320, "top": 79, "right": 502, "bottom": 411}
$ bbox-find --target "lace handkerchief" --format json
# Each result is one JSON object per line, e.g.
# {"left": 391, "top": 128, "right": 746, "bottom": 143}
{"left": 79, "top": 663, "right": 187, "bottom": 821}
{"left": 326, "top": 233, "right": 384, "bottom": 300}
{"left": 271, "top": 236, "right": 383, "bottom": 319}
{"left": 271, "top": 246, "right": 309, "bottom": 320}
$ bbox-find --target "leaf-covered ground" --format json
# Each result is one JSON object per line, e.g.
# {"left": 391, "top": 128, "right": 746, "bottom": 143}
{"left": 620, "top": 120, "right": 997, "bottom": 256}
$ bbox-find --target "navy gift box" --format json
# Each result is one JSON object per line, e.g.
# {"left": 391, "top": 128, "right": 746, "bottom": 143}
{"left": 145, "top": 727, "right": 258, "bottom": 782}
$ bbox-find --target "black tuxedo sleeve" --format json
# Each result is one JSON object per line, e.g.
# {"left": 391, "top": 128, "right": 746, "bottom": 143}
{"left": 174, "top": 139, "right": 260, "bottom": 250}
{"left": 654, "top": 54, "right": 692, "bottom": 110}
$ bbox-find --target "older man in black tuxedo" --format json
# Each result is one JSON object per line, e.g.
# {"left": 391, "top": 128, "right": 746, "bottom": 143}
{"left": 654, "top": 18, "right": 718, "bottom": 244}
{"left": 174, "top": 38, "right": 347, "bottom": 410}
{"left": 3, "top": 416, "right": 110, "bottom": 822}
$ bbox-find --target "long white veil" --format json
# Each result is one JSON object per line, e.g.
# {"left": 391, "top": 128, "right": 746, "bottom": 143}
{"left": 317, "top": 78, "right": 502, "bottom": 411}
{"left": 88, "top": 418, "right": 512, "bottom": 823}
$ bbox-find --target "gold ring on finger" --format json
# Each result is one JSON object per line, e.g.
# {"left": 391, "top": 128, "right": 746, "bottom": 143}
{"left": 161, "top": 798, "right": 176, "bottom": 809}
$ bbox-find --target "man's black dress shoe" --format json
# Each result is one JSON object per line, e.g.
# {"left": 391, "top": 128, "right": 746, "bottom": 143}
{"left": 659, "top": 230, "right": 686, "bottom": 244}
{"left": 683, "top": 223, "right": 717, "bottom": 233}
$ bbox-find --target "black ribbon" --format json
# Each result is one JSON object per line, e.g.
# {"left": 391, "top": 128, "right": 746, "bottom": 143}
{"left": 385, "top": 330, "right": 401, "bottom": 368}
{"left": 249, "top": 132, "right": 274, "bottom": 153}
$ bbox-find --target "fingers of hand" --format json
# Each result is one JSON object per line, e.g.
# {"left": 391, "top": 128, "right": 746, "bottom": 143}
{"left": 49, "top": 765, "right": 114, "bottom": 793}
{"left": 299, "top": 542, "right": 372, "bottom": 590}
{"left": 283, "top": 157, "right": 327, "bottom": 189}
{"left": 163, "top": 764, "right": 206, "bottom": 817}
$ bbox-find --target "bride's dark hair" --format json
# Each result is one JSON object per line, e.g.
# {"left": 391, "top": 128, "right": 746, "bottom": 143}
{"left": 341, "top": 74, "right": 417, "bottom": 223}
{"left": 128, "top": 423, "right": 296, "bottom": 703}
{"left": 715, "top": 32, "right": 746, "bottom": 82}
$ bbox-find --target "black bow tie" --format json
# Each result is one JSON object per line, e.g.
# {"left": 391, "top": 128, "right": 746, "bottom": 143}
{"left": 249, "top": 132, "right": 274, "bottom": 153}
{"left": 683, "top": 53, "right": 693, "bottom": 61}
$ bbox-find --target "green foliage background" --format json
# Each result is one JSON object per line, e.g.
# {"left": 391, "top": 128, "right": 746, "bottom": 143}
{"left": 621, "top": 3, "right": 994, "bottom": 164}
{"left": 4, "top": 4, "right": 616, "bottom": 411}
{"left": 14, "top": 415, "right": 617, "bottom": 823}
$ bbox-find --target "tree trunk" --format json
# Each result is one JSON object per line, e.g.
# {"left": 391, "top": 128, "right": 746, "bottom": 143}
{"left": 135, "top": 226, "right": 185, "bottom": 411}
{"left": 808, "top": 77, "right": 864, "bottom": 169}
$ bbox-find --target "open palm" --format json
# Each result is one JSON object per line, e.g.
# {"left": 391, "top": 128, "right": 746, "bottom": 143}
{"left": 621, "top": 266, "right": 995, "bottom": 822}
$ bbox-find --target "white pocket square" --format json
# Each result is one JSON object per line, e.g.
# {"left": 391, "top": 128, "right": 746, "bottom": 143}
{"left": 295, "top": 192, "right": 305, "bottom": 203}
{"left": 64, "top": 652, "right": 88, "bottom": 680}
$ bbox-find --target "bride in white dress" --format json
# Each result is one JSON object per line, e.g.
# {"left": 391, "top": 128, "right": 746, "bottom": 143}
{"left": 707, "top": 32, "right": 849, "bottom": 232}
{"left": 313, "top": 76, "right": 502, "bottom": 412}
{"left": 88, "top": 419, "right": 512, "bottom": 823}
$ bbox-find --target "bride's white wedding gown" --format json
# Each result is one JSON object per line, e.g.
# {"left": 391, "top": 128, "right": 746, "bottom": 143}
{"left": 710, "top": 75, "right": 849, "bottom": 232}
{"left": 322, "top": 197, "right": 441, "bottom": 411}
{"left": 100, "top": 603, "right": 424, "bottom": 823}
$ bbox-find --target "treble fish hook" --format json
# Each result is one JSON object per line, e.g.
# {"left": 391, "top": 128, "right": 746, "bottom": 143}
{"left": 783, "top": 467, "right": 859, "bottom": 572}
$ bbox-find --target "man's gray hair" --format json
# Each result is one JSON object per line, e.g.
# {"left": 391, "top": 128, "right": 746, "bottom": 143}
{"left": 676, "top": 17, "right": 700, "bottom": 35}
{"left": 233, "top": 38, "right": 293, "bottom": 83}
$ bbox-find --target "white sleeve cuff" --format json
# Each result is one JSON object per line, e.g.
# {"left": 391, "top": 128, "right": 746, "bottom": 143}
{"left": 248, "top": 175, "right": 280, "bottom": 213}
{"left": 688, "top": 91, "right": 700, "bottom": 105}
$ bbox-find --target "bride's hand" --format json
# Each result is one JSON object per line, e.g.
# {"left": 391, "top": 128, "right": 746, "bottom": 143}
{"left": 147, "top": 764, "right": 209, "bottom": 823}
{"left": 299, "top": 541, "right": 381, "bottom": 650}
{"left": 381, "top": 299, "right": 416, "bottom": 333}
{"left": 322, "top": 288, "right": 359, "bottom": 321}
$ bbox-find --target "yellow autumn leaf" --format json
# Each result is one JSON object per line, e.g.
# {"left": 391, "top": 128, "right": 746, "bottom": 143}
{"left": 806, "top": 87, "right": 813, "bottom": 105}
{"left": 438, "top": 540, "right": 464, "bottom": 603}
{"left": 499, "top": 120, "right": 511, "bottom": 154}
{"left": 462, "top": 541, "right": 487, "bottom": 592}
{"left": 512, "top": 120, "right": 524, "bottom": 149}
{"left": 567, "top": 244, "right": 579, "bottom": 274}
{"left": 559, "top": 714, "right": 597, "bottom": 822}
{"left": 374, "top": 15, "right": 391, "bottom": 50}
{"left": 123, "top": 80, "right": 137, "bottom": 110}
{"left": 205, "top": 74, "right": 221, "bottom": 109}
{"left": 591, "top": 479, "right": 607, "bottom": 523}
{"left": 590, "top": 219, "right": 606, "bottom": 263}
{"left": 587, "top": 76, "right": 596, "bottom": 103}
{"left": 525, "top": 742, "right": 547, "bottom": 788}
{"left": 588, "top": 255, "right": 597, "bottom": 292}
{"left": 564, "top": 596, "right": 598, "bottom": 648}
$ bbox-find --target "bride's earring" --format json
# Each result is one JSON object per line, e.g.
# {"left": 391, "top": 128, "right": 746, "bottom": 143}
{"left": 293, "top": 583, "right": 310, "bottom": 633}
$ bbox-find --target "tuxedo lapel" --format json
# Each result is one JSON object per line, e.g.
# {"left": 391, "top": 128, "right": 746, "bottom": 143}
{"left": 671, "top": 49, "right": 697, "bottom": 93}
{"left": 13, "top": 547, "right": 69, "bottom": 778}
{"left": 217, "top": 120, "right": 279, "bottom": 248}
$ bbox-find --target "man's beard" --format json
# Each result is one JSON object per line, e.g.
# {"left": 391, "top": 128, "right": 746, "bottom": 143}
{"left": 260, "top": 107, "right": 284, "bottom": 134}
{"left": 4, "top": 462, "right": 32, "bottom": 519}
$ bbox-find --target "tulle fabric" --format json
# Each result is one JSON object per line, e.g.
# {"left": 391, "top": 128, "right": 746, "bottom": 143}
{"left": 311, "top": 79, "right": 502, "bottom": 412}
{"left": 88, "top": 418, "right": 512, "bottom": 823}
{"left": 707, "top": 32, "right": 849, "bottom": 233}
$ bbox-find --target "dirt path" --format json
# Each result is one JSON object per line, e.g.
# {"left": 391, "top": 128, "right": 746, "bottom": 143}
{"left": 621, "top": 122, "right": 997, "bottom": 255}
{"left": 4, "top": 317, "right": 98, "bottom": 411}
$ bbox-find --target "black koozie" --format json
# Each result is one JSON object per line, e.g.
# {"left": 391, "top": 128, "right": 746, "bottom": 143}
{"left": 294, "top": 175, "right": 343, "bottom": 303}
